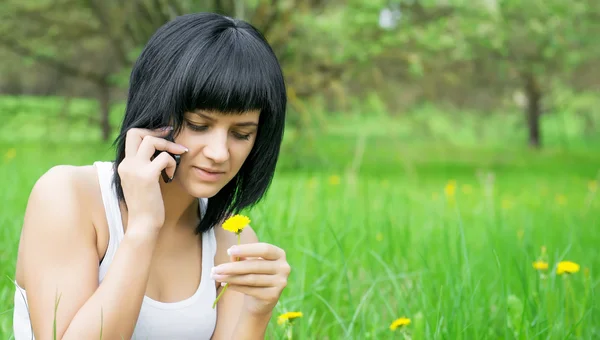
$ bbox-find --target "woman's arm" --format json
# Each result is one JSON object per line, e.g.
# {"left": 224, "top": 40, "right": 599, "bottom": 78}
{"left": 211, "top": 226, "right": 290, "bottom": 339}
{"left": 18, "top": 166, "right": 159, "bottom": 340}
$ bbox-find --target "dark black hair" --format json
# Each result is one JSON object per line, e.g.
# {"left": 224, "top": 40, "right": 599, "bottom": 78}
{"left": 112, "top": 12, "right": 287, "bottom": 234}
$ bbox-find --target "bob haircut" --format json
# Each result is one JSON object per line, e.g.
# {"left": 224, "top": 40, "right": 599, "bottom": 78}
{"left": 111, "top": 12, "right": 287, "bottom": 234}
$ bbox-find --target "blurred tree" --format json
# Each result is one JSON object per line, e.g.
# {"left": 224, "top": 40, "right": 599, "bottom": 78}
{"left": 0, "top": 0, "right": 211, "bottom": 140}
{"left": 382, "top": 0, "right": 600, "bottom": 148}
{"left": 0, "top": 0, "right": 339, "bottom": 140}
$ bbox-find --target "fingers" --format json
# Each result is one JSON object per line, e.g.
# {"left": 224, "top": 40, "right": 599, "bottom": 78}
{"left": 213, "top": 274, "right": 276, "bottom": 287}
{"left": 124, "top": 127, "right": 172, "bottom": 158}
{"left": 212, "top": 259, "right": 281, "bottom": 275}
{"left": 150, "top": 151, "right": 178, "bottom": 180}
{"left": 136, "top": 135, "right": 188, "bottom": 161}
{"left": 225, "top": 285, "right": 282, "bottom": 302}
{"left": 228, "top": 243, "right": 286, "bottom": 261}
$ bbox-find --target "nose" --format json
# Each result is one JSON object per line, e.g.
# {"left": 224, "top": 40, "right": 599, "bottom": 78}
{"left": 202, "top": 132, "right": 229, "bottom": 163}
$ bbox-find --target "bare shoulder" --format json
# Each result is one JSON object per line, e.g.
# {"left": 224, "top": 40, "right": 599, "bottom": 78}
{"left": 15, "top": 164, "right": 102, "bottom": 286}
{"left": 23, "top": 164, "right": 100, "bottom": 221}
{"left": 213, "top": 224, "right": 259, "bottom": 265}
{"left": 28, "top": 164, "right": 98, "bottom": 195}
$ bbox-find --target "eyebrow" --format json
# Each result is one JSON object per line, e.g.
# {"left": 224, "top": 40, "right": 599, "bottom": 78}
{"left": 193, "top": 111, "right": 258, "bottom": 127}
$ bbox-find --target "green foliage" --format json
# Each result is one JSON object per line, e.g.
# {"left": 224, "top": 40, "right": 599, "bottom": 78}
{"left": 1, "top": 127, "right": 599, "bottom": 338}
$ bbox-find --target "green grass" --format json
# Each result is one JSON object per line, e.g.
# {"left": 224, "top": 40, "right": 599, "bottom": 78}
{"left": 1, "top": 94, "right": 600, "bottom": 338}
{"left": 1, "top": 140, "right": 599, "bottom": 339}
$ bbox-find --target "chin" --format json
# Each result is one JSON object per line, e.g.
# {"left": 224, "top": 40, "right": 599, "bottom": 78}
{"left": 178, "top": 176, "right": 231, "bottom": 199}
{"left": 185, "top": 184, "right": 223, "bottom": 199}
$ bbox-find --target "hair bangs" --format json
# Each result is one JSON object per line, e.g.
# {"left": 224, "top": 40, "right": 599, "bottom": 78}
{"left": 174, "top": 28, "right": 281, "bottom": 117}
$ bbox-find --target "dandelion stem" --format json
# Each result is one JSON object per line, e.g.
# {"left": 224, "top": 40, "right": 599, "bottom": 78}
{"left": 564, "top": 277, "right": 571, "bottom": 328}
{"left": 212, "top": 231, "right": 242, "bottom": 308}
{"left": 212, "top": 282, "right": 229, "bottom": 309}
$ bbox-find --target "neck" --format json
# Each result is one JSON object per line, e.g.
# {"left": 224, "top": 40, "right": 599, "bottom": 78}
{"left": 159, "top": 179, "right": 200, "bottom": 231}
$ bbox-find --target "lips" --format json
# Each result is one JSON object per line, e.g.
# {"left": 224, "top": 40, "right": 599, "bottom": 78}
{"left": 197, "top": 167, "right": 225, "bottom": 174}
{"left": 193, "top": 166, "right": 226, "bottom": 182}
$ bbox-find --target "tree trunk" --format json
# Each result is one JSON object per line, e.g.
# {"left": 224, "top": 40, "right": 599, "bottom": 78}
{"left": 234, "top": 0, "right": 245, "bottom": 20}
{"left": 523, "top": 72, "right": 542, "bottom": 148}
{"left": 98, "top": 81, "right": 111, "bottom": 141}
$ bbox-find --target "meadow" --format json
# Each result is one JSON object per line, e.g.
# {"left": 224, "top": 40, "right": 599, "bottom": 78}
{"left": 0, "top": 95, "right": 599, "bottom": 339}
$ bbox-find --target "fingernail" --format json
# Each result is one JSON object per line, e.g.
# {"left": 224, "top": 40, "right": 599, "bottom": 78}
{"left": 212, "top": 273, "right": 225, "bottom": 280}
{"left": 178, "top": 144, "right": 189, "bottom": 152}
{"left": 160, "top": 126, "right": 173, "bottom": 131}
{"left": 227, "top": 246, "right": 239, "bottom": 256}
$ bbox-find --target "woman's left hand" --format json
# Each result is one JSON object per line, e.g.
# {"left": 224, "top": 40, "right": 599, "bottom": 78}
{"left": 211, "top": 242, "right": 291, "bottom": 316}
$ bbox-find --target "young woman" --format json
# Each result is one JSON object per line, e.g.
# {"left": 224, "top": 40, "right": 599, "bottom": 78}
{"left": 12, "top": 12, "right": 290, "bottom": 340}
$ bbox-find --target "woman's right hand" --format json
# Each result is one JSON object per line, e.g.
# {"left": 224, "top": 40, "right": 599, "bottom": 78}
{"left": 117, "top": 127, "right": 188, "bottom": 232}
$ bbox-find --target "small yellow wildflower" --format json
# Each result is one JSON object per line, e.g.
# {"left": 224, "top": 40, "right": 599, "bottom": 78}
{"left": 589, "top": 180, "right": 598, "bottom": 193}
{"left": 213, "top": 214, "right": 251, "bottom": 308}
{"left": 389, "top": 317, "right": 411, "bottom": 331}
{"left": 277, "top": 311, "right": 303, "bottom": 325}
{"left": 444, "top": 180, "right": 456, "bottom": 197}
{"left": 557, "top": 261, "right": 580, "bottom": 275}
{"left": 222, "top": 214, "right": 250, "bottom": 234}
{"left": 501, "top": 198, "right": 513, "bottom": 210}
{"left": 4, "top": 148, "right": 16, "bottom": 162}
{"left": 328, "top": 175, "right": 340, "bottom": 186}
{"left": 532, "top": 261, "right": 549, "bottom": 271}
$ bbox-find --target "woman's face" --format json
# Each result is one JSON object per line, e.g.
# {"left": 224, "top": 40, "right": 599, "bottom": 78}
{"left": 172, "top": 109, "right": 260, "bottom": 198}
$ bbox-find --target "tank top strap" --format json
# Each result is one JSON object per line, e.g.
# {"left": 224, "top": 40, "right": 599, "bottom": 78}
{"left": 198, "top": 198, "right": 218, "bottom": 259}
{"left": 94, "top": 161, "right": 125, "bottom": 281}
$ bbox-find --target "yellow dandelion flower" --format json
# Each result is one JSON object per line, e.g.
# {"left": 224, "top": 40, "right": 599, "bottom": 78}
{"left": 222, "top": 214, "right": 250, "bottom": 234}
{"left": 557, "top": 261, "right": 580, "bottom": 275}
{"left": 4, "top": 148, "right": 16, "bottom": 162}
{"left": 389, "top": 317, "right": 411, "bottom": 331}
{"left": 277, "top": 311, "right": 303, "bottom": 325}
{"left": 328, "top": 175, "right": 341, "bottom": 186}
{"left": 444, "top": 180, "right": 456, "bottom": 197}
{"left": 501, "top": 198, "right": 513, "bottom": 210}
{"left": 532, "top": 261, "right": 548, "bottom": 271}
{"left": 589, "top": 180, "right": 598, "bottom": 193}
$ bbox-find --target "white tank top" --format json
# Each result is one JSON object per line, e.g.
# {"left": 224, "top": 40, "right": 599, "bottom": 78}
{"left": 13, "top": 161, "right": 218, "bottom": 339}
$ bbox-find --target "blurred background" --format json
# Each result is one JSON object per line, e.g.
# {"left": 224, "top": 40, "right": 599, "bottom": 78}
{"left": 1, "top": 0, "right": 600, "bottom": 338}
{"left": 2, "top": 0, "right": 600, "bottom": 156}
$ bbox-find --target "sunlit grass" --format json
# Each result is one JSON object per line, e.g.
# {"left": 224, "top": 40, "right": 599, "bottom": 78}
{"left": 1, "top": 141, "right": 599, "bottom": 339}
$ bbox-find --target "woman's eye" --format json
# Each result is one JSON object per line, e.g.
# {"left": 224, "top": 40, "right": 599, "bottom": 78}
{"left": 187, "top": 122, "right": 207, "bottom": 131}
{"left": 232, "top": 131, "right": 251, "bottom": 141}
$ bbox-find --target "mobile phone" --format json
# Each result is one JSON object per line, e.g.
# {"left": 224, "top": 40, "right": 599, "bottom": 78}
{"left": 152, "top": 133, "right": 181, "bottom": 183}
